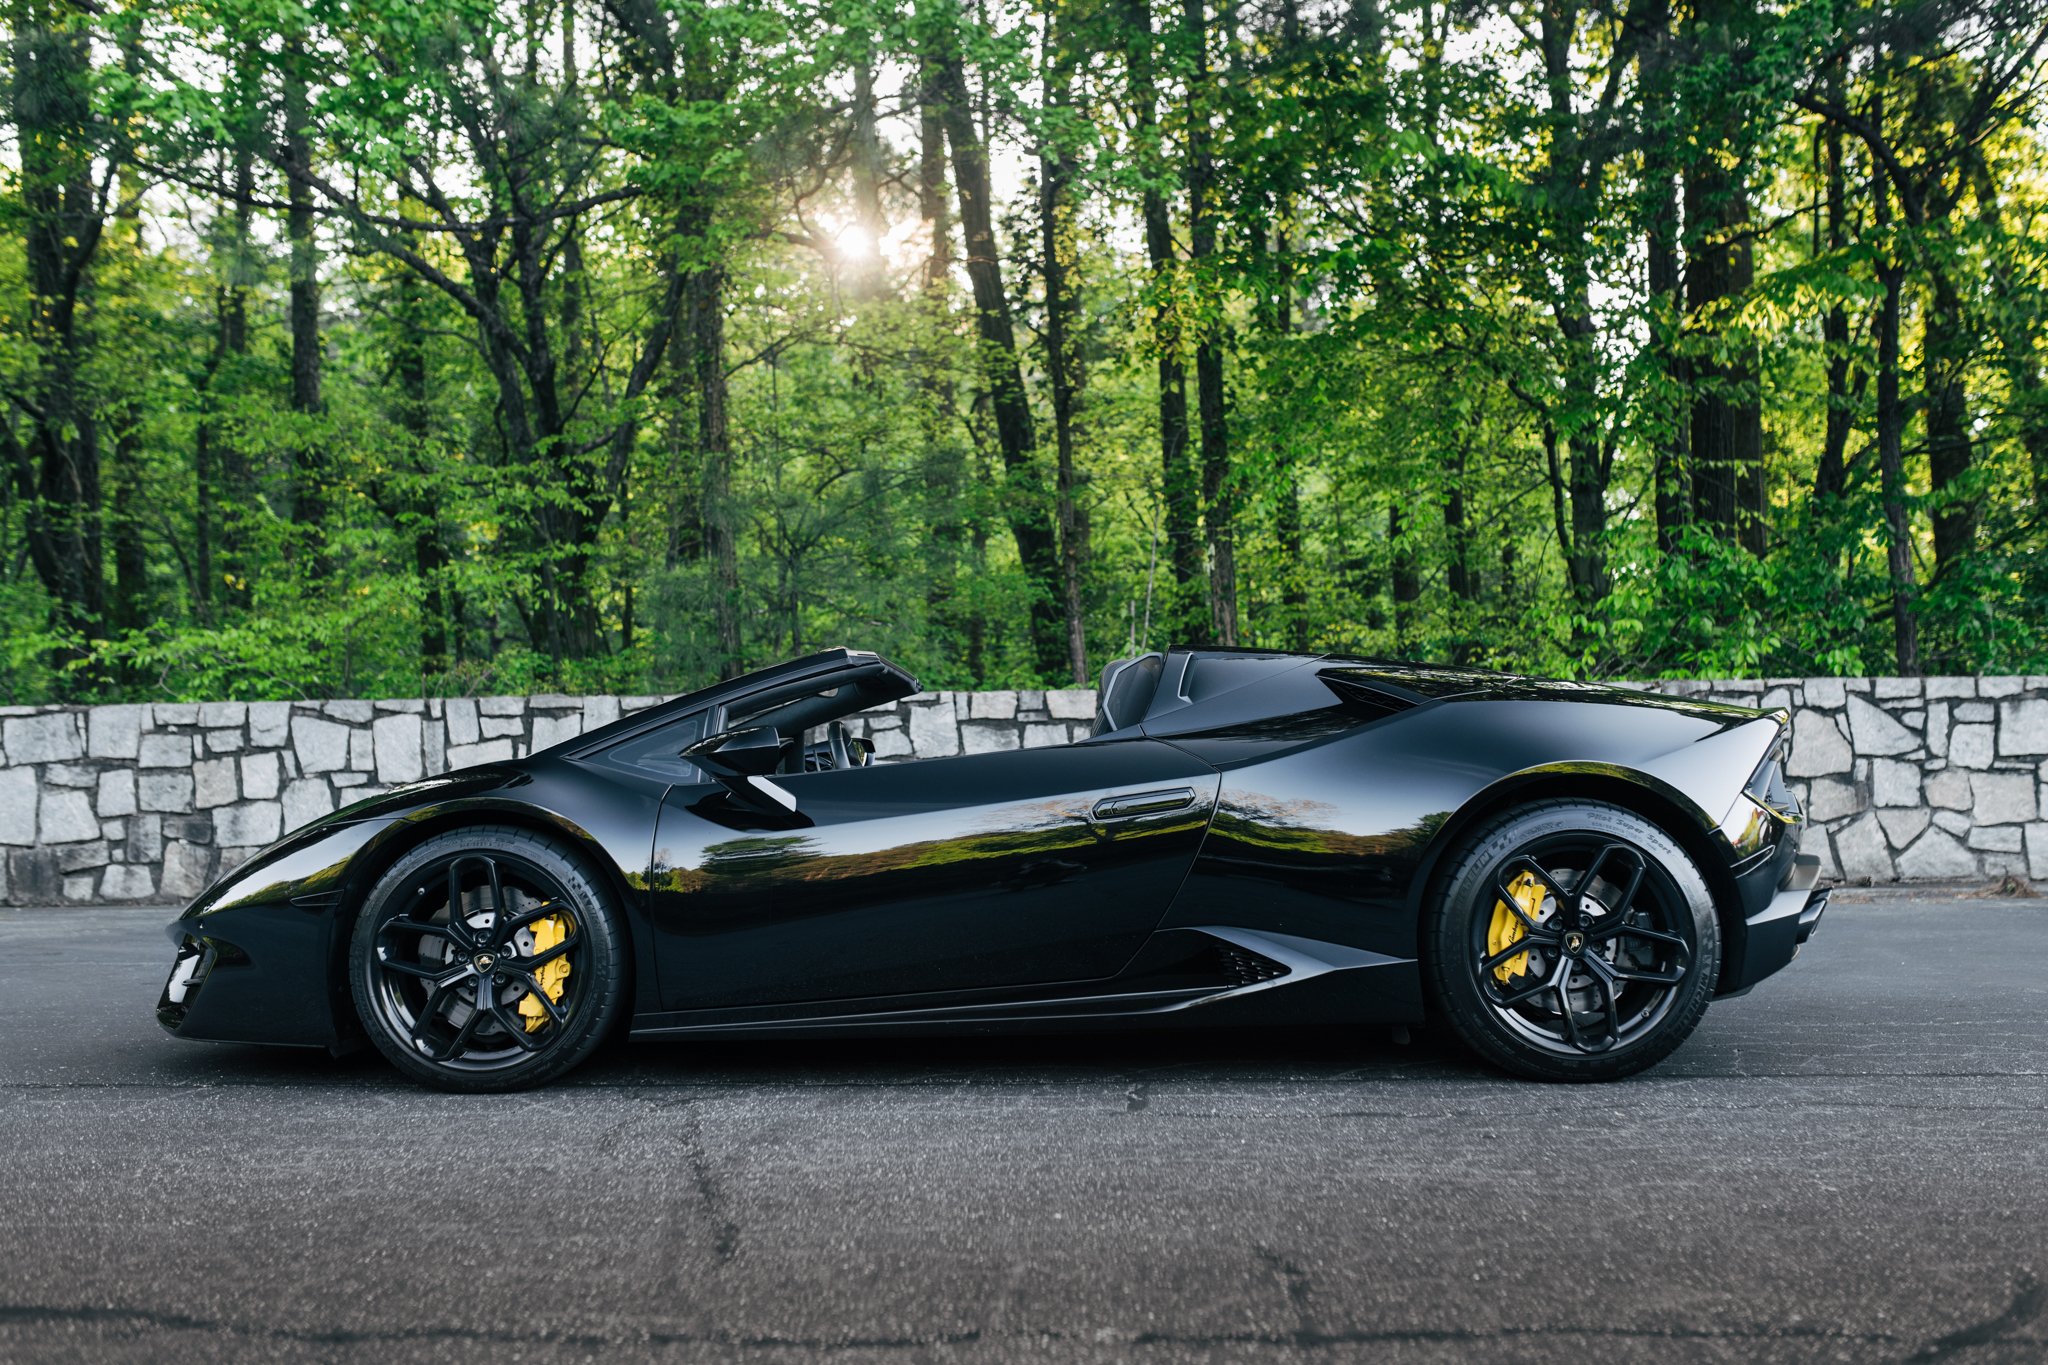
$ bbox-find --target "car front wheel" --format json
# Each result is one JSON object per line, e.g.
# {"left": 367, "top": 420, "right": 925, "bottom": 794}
{"left": 1424, "top": 800, "right": 1721, "bottom": 1082}
{"left": 349, "top": 827, "right": 626, "bottom": 1092}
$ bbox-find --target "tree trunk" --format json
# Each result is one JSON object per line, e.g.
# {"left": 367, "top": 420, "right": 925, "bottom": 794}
{"left": 1921, "top": 263, "right": 1978, "bottom": 582}
{"left": 913, "top": 59, "right": 980, "bottom": 670}
{"left": 1184, "top": 0, "right": 1236, "bottom": 646}
{"left": 8, "top": 1, "right": 108, "bottom": 676}
{"left": 1442, "top": 445, "right": 1472, "bottom": 663}
{"left": 198, "top": 126, "right": 258, "bottom": 617}
{"left": 1041, "top": 9, "right": 1088, "bottom": 684}
{"left": 918, "top": 60, "right": 953, "bottom": 294}
{"left": 392, "top": 264, "right": 451, "bottom": 673}
{"left": 283, "top": 34, "right": 326, "bottom": 536}
{"left": 690, "top": 262, "right": 744, "bottom": 679}
{"left": 1682, "top": 0, "right": 1763, "bottom": 554}
{"left": 1120, "top": 0, "right": 1198, "bottom": 618}
{"left": 928, "top": 2, "right": 1067, "bottom": 678}
{"left": 1274, "top": 222, "right": 1309, "bottom": 652}
{"left": 1973, "top": 160, "right": 2048, "bottom": 506}
{"left": 1876, "top": 261, "right": 1918, "bottom": 676}
{"left": 1641, "top": 0, "right": 1688, "bottom": 553}
{"left": 109, "top": 418, "right": 146, "bottom": 634}
{"left": 1534, "top": 3, "right": 1611, "bottom": 614}
{"left": 1389, "top": 503, "right": 1419, "bottom": 649}
{"left": 1871, "top": 118, "right": 1919, "bottom": 675}
{"left": 1815, "top": 107, "right": 1854, "bottom": 502}
{"left": 848, "top": 46, "right": 887, "bottom": 299}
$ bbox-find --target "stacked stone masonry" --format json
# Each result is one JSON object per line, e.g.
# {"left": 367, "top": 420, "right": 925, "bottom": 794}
{"left": 0, "top": 678, "right": 2040, "bottom": 905}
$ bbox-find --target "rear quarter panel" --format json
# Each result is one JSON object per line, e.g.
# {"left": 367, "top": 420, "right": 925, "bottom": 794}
{"left": 1155, "top": 695, "right": 1779, "bottom": 965}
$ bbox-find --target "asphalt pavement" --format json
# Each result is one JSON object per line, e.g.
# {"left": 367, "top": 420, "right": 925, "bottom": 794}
{"left": 1, "top": 892, "right": 2044, "bottom": 1364}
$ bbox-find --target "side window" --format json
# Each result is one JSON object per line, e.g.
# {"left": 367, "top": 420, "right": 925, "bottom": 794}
{"left": 599, "top": 709, "right": 712, "bottom": 783}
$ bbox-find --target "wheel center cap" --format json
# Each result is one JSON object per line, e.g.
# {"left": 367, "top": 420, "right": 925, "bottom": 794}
{"left": 1563, "top": 931, "right": 1586, "bottom": 955}
{"left": 472, "top": 952, "right": 496, "bottom": 972}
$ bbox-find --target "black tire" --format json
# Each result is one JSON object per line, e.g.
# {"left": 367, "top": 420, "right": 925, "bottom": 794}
{"left": 348, "top": 826, "right": 626, "bottom": 1092}
{"left": 1424, "top": 800, "right": 1721, "bottom": 1082}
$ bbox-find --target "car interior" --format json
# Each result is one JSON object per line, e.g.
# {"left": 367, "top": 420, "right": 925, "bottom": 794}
{"left": 726, "top": 667, "right": 907, "bottom": 774}
{"left": 708, "top": 649, "right": 1175, "bottom": 775}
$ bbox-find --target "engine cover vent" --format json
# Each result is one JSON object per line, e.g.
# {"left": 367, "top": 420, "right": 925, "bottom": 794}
{"left": 1317, "top": 672, "right": 1420, "bottom": 720}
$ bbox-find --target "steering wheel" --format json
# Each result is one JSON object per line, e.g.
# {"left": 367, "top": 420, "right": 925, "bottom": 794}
{"left": 827, "top": 721, "right": 852, "bottom": 771}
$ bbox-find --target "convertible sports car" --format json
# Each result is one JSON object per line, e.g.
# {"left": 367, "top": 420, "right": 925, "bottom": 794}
{"left": 158, "top": 646, "right": 1827, "bottom": 1090}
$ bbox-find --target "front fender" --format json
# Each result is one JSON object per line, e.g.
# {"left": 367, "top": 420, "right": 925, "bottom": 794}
{"left": 161, "top": 759, "right": 663, "bottom": 1048}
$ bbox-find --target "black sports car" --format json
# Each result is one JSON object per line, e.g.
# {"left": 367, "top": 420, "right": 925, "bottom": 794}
{"left": 158, "top": 647, "right": 1827, "bottom": 1090}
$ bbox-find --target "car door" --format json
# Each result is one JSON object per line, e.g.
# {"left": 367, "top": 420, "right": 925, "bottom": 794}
{"left": 646, "top": 739, "right": 1221, "bottom": 1010}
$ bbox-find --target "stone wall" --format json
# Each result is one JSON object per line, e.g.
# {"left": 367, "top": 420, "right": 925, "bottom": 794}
{"left": 0, "top": 678, "right": 2041, "bottom": 905}
{"left": 1636, "top": 676, "right": 2046, "bottom": 884}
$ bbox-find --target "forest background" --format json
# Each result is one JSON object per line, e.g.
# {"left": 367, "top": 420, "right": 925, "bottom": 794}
{"left": 2, "top": 0, "right": 2045, "bottom": 702}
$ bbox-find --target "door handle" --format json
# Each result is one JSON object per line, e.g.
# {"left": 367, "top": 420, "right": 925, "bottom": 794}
{"left": 1092, "top": 787, "right": 1197, "bottom": 821}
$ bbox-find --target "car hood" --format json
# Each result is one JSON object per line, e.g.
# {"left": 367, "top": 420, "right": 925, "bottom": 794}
{"left": 316, "top": 765, "right": 530, "bottom": 828}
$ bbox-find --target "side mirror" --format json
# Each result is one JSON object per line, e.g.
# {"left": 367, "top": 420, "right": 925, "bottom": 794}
{"left": 684, "top": 726, "right": 788, "bottom": 779}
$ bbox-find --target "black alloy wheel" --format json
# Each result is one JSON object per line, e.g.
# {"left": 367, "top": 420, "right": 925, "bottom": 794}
{"left": 1426, "top": 800, "right": 1721, "bottom": 1082}
{"left": 349, "top": 827, "right": 625, "bottom": 1091}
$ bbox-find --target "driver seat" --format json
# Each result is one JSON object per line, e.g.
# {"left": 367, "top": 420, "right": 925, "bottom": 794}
{"left": 1092, "top": 652, "right": 1165, "bottom": 736}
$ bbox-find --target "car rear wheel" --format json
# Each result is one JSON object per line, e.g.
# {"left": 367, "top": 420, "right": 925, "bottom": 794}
{"left": 348, "top": 827, "right": 626, "bottom": 1092}
{"left": 1424, "top": 800, "right": 1720, "bottom": 1082}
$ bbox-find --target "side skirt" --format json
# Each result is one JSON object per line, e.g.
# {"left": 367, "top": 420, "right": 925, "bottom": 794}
{"left": 628, "top": 927, "right": 1423, "bottom": 1040}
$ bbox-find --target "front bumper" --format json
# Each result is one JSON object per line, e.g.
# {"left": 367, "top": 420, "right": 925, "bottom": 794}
{"left": 1720, "top": 853, "right": 1829, "bottom": 996}
{"left": 158, "top": 904, "right": 346, "bottom": 1048}
{"left": 156, "top": 818, "right": 391, "bottom": 1049}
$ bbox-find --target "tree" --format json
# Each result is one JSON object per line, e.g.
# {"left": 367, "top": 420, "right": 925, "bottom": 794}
{"left": 925, "top": 0, "right": 1067, "bottom": 678}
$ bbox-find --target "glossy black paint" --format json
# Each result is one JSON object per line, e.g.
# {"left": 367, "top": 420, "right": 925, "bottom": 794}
{"left": 158, "top": 646, "right": 1819, "bottom": 1055}
{"left": 645, "top": 740, "right": 1220, "bottom": 1011}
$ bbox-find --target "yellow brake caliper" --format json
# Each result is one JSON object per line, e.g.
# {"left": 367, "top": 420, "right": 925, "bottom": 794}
{"left": 518, "top": 914, "right": 572, "bottom": 1032}
{"left": 1488, "top": 872, "right": 1545, "bottom": 983}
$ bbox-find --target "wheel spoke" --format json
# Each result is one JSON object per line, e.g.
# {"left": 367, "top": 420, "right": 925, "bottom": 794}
{"left": 1548, "top": 958, "right": 1593, "bottom": 1051}
{"left": 480, "top": 857, "right": 507, "bottom": 944}
{"left": 1609, "top": 964, "right": 1685, "bottom": 986}
{"left": 1487, "top": 976, "right": 1554, "bottom": 1008}
{"left": 431, "top": 1003, "right": 487, "bottom": 1062}
{"left": 512, "top": 970, "right": 568, "bottom": 1025}
{"left": 378, "top": 955, "right": 462, "bottom": 984}
{"left": 1578, "top": 955, "right": 1625, "bottom": 1047}
{"left": 1583, "top": 843, "right": 1646, "bottom": 926}
{"left": 410, "top": 984, "right": 453, "bottom": 1051}
{"left": 1481, "top": 933, "right": 1555, "bottom": 975}
{"left": 1492, "top": 878, "right": 1548, "bottom": 935}
{"left": 482, "top": 987, "right": 545, "bottom": 1051}
{"left": 512, "top": 931, "right": 579, "bottom": 972}
{"left": 1499, "top": 854, "right": 1576, "bottom": 919}
{"left": 445, "top": 863, "right": 471, "bottom": 947}
{"left": 500, "top": 899, "right": 569, "bottom": 936}
{"left": 383, "top": 918, "right": 455, "bottom": 941}
{"left": 1489, "top": 951, "right": 1570, "bottom": 1008}
{"left": 1607, "top": 922, "right": 1688, "bottom": 952}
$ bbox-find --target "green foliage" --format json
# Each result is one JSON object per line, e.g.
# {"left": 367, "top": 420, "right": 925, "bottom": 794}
{"left": 0, "top": 0, "right": 2044, "bottom": 704}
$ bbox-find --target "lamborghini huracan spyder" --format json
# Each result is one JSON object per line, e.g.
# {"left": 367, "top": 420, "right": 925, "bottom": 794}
{"left": 158, "top": 647, "right": 1827, "bottom": 1089}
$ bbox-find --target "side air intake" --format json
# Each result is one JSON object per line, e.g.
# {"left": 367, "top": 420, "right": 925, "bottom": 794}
{"left": 1215, "top": 943, "right": 1288, "bottom": 988}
